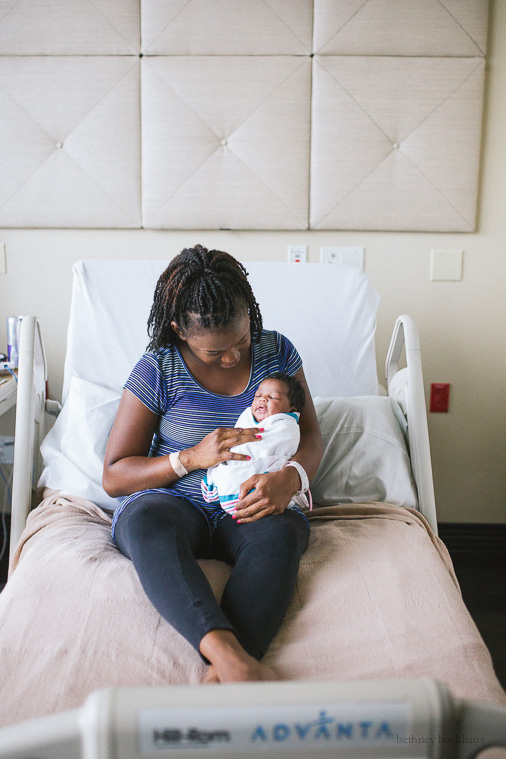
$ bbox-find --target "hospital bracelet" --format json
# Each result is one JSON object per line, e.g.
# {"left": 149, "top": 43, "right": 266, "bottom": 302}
{"left": 169, "top": 451, "right": 189, "bottom": 478}
{"left": 284, "top": 461, "right": 309, "bottom": 494}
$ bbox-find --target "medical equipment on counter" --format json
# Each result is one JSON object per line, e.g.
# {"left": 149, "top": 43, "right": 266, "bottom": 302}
{"left": 6, "top": 316, "right": 21, "bottom": 368}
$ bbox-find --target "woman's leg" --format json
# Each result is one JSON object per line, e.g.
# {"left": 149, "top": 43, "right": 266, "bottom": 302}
{"left": 212, "top": 510, "right": 309, "bottom": 660}
{"left": 114, "top": 493, "right": 235, "bottom": 654}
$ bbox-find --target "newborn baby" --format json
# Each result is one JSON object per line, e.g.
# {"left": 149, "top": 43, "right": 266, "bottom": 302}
{"left": 201, "top": 372, "right": 310, "bottom": 514}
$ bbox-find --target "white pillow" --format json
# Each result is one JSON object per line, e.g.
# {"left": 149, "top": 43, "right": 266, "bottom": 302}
{"left": 39, "top": 378, "right": 121, "bottom": 512}
{"left": 38, "top": 386, "right": 416, "bottom": 514}
{"left": 311, "top": 396, "right": 418, "bottom": 509}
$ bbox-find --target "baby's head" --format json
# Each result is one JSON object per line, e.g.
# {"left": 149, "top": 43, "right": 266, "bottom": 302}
{"left": 251, "top": 372, "right": 306, "bottom": 422}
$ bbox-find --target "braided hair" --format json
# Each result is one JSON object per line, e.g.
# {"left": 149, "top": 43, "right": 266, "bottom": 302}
{"left": 147, "top": 244, "right": 263, "bottom": 351}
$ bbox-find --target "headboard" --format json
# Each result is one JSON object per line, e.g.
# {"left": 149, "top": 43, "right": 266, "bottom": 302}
{"left": 63, "top": 260, "right": 380, "bottom": 402}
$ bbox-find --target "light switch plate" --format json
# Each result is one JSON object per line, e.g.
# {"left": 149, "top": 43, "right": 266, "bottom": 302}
{"left": 430, "top": 250, "right": 463, "bottom": 281}
{"left": 0, "top": 244, "right": 6, "bottom": 274}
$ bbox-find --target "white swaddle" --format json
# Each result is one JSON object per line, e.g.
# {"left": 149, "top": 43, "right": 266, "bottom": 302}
{"left": 201, "top": 407, "right": 304, "bottom": 513}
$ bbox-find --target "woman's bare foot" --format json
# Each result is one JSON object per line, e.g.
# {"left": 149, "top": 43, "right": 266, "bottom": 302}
{"left": 200, "top": 630, "right": 279, "bottom": 684}
{"left": 203, "top": 665, "right": 220, "bottom": 684}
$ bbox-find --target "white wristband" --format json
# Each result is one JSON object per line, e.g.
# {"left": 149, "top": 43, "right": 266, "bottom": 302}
{"left": 284, "top": 461, "right": 309, "bottom": 494}
{"left": 169, "top": 451, "right": 188, "bottom": 478}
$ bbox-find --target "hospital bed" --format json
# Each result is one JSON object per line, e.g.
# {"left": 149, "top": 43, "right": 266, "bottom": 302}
{"left": 0, "top": 260, "right": 505, "bottom": 758}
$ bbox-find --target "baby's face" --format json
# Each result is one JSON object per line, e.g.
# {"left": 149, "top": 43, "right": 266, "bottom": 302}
{"left": 251, "top": 379, "right": 293, "bottom": 421}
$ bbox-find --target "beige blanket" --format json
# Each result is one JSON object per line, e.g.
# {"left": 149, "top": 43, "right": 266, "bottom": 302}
{"left": 0, "top": 494, "right": 504, "bottom": 727}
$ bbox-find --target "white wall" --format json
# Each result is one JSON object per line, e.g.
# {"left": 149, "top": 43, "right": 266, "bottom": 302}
{"left": 1, "top": 2, "right": 505, "bottom": 523}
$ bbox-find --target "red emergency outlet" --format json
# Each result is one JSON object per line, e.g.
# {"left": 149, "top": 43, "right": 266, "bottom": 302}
{"left": 430, "top": 383, "right": 450, "bottom": 413}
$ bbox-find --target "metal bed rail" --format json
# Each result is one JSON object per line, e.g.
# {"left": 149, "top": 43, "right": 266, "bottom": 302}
{"left": 10, "top": 316, "right": 48, "bottom": 556}
{"left": 385, "top": 315, "right": 437, "bottom": 535}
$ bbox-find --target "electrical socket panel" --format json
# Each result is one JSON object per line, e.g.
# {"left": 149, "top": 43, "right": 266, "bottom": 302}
{"left": 287, "top": 245, "right": 307, "bottom": 263}
{"left": 430, "top": 383, "right": 450, "bottom": 413}
{"left": 320, "top": 246, "right": 364, "bottom": 270}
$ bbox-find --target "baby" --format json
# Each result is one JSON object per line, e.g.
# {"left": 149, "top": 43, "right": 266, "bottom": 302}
{"left": 201, "top": 372, "right": 310, "bottom": 513}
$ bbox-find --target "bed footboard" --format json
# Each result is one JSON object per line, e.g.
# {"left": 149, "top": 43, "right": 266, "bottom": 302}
{"left": 386, "top": 315, "right": 437, "bottom": 534}
{"left": 0, "top": 678, "right": 505, "bottom": 758}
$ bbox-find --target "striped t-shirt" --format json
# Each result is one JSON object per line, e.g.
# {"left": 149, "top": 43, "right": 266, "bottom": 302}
{"left": 111, "top": 329, "right": 303, "bottom": 533}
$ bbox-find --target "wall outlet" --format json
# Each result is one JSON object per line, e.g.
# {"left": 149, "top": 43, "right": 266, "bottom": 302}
{"left": 320, "top": 246, "right": 364, "bottom": 270}
{"left": 0, "top": 436, "right": 14, "bottom": 465}
{"left": 287, "top": 245, "right": 307, "bottom": 263}
{"left": 430, "top": 383, "right": 450, "bottom": 413}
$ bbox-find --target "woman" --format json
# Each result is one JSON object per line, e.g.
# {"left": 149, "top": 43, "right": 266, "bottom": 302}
{"left": 103, "top": 245, "right": 323, "bottom": 683}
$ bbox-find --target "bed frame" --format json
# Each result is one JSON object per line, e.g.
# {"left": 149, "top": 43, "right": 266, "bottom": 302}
{"left": 5, "top": 278, "right": 506, "bottom": 759}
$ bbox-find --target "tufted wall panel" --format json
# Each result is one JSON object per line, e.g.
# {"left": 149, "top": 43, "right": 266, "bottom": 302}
{"left": 0, "top": 0, "right": 488, "bottom": 230}
{"left": 313, "top": 0, "right": 489, "bottom": 56}
{"left": 141, "top": 0, "right": 313, "bottom": 55}
{"left": 310, "top": 56, "right": 486, "bottom": 232}
{"left": 0, "top": 0, "right": 140, "bottom": 54}
{"left": 0, "top": 57, "right": 141, "bottom": 228}
{"left": 141, "top": 56, "right": 311, "bottom": 230}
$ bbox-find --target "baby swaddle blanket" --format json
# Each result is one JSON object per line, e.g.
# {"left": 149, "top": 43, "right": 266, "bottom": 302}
{"left": 201, "top": 407, "right": 301, "bottom": 513}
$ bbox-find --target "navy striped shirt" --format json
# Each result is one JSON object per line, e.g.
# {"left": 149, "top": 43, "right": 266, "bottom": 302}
{"left": 112, "top": 330, "right": 303, "bottom": 533}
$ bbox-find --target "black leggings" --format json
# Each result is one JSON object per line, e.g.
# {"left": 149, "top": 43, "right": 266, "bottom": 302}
{"left": 114, "top": 493, "right": 309, "bottom": 661}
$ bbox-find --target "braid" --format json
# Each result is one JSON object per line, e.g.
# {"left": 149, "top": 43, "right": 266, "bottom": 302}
{"left": 147, "top": 244, "right": 263, "bottom": 351}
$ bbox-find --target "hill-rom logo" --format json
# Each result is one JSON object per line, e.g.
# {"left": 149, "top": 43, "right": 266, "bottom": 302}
{"left": 139, "top": 702, "right": 409, "bottom": 753}
{"left": 152, "top": 727, "right": 231, "bottom": 747}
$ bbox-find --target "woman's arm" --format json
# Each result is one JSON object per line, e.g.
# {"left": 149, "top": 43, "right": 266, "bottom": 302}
{"left": 234, "top": 367, "right": 323, "bottom": 522}
{"left": 288, "top": 367, "right": 324, "bottom": 481}
{"left": 103, "top": 389, "right": 261, "bottom": 498}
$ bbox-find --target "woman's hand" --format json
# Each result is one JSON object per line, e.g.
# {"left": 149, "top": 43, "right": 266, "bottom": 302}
{"left": 232, "top": 466, "right": 301, "bottom": 524}
{"left": 103, "top": 391, "right": 263, "bottom": 497}
{"left": 182, "top": 426, "right": 262, "bottom": 471}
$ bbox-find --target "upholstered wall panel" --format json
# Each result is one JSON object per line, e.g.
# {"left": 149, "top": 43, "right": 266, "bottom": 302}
{"left": 0, "top": 57, "right": 141, "bottom": 228}
{"left": 0, "top": 0, "right": 488, "bottom": 230}
{"left": 310, "top": 56, "right": 485, "bottom": 232}
{"left": 0, "top": 0, "right": 140, "bottom": 54}
{"left": 313, "top": 0, "right": 489, "bottom": 56}
{"left": 141, "top": 56, "right": 311, "bottom": 230}
{"left": 141, "top": 0, "right": 313, "bottom": 55}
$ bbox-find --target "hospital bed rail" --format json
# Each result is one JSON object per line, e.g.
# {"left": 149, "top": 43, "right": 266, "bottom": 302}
{"left": 385, "top": 314, "right": 437, "bottom": 535}
{"left": 10, "top": 316, "right": 48, "bottom": 556}
{"left": 0, "top": 677, "right": 505, "bottom": 759}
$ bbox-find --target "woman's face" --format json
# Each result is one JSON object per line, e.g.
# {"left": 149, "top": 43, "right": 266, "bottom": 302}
{"left": 172, "top": 310, "right": 251, "bottom": 369}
